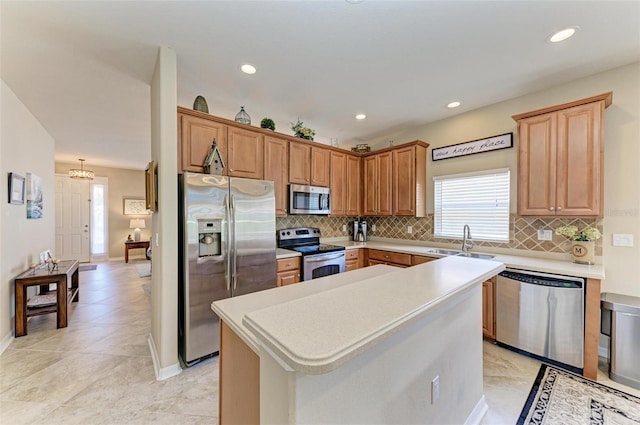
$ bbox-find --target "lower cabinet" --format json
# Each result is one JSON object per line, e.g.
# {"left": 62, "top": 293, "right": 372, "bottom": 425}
{"left": 345, "top": 249, "right": 362, "bottom": 272}
{"left": 276, "top": 257, "right": 300, "bottom": 286}
{"left": 482, "top": 277, "right": 496, "bottom": 339}
{"left": 367, "top": 249, "right": 412, "bottom": 268}
{"left": 412, "top": 255, "right": 437, "bottom": 265}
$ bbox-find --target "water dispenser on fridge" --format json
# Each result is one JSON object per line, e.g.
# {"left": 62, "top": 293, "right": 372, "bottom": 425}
{"left": 198, "top": 219, "right": 221, "bottom": 257}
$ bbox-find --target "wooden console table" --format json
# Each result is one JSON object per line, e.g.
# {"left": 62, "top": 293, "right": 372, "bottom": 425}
{"left": 125, "top": 240, "right": 150, "bottom": 263}
{"left": 14, "top": 259, "right": 79, "bottom": 337}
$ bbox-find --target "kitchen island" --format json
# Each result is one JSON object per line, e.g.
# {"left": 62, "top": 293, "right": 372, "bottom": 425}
{"left": 212, "top": 256, "right": 504, "bottom": 424}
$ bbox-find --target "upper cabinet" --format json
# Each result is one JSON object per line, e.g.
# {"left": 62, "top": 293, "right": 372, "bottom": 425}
{"left": 363, "top": 151, "right": 393, "bottom": 216}
{"left": 345, "top": 154, "right": 362, "bottom": 216}
{"left": 179, "top": 112, "right": 227, "bottom": 174}
{"left": 264, "top": 135, "right": 289, "bottom": 216}
{"left": 363, "top": 141, "right": 428, "bottom": 217}
{"left": 289, "top": 144, "right": 330, "bottom": 187}
{"left": 513, "top": 92, "right": 611, "bottom": 217}
{"left": 329, "top": 152, "right": 361, "bottom": 217}
{"left": 227, "top": 126, "right": 264, "bottom": 179}
{"left": 392, "top": 144, "right": 427, "bottom": 217}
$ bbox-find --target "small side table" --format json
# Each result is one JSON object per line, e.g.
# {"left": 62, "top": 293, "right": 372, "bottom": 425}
{"left": 125, "top": 240, "right": 151, "bottom": 263}
{"left": 14, "top": 259, "right": 79, "bottom": 337}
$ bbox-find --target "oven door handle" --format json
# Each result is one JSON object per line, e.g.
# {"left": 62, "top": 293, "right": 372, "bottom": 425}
{"left": 305, "top": 253, "right": 345, "bottom": 262}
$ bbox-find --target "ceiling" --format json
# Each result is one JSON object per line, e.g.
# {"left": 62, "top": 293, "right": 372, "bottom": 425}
{"left": 2, "top": 1, "right": 639, "bottom": 170}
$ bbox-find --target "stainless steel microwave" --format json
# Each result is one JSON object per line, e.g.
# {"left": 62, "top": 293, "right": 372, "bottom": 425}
{"left": 289, "top": 184, "right": 330, "bottom": 215}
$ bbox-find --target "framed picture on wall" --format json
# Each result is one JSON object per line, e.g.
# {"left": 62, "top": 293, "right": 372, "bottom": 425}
{"left": 123, "top": 198, "right": 148, "bottom": 215}
{"left": 145, "top": 160, "right": 157, "bottom": 212}
{"left": 8, "top": 172, "right": 25, "bottom": 205}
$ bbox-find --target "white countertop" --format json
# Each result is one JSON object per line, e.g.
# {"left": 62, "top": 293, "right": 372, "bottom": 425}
{"left": 276, "top": 248, "right": 300, "bottom": 259}
{"left": 212, "top": 265, "right": 399, "bottom": 353}
{"left": 329, "top": 240, "right": 605, "bottom": 280}
{"left": 242, "top": 256, "right": 504, "bottom": 374}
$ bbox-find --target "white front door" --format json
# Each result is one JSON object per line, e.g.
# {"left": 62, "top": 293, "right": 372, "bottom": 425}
{"left": 55, "top": 175, "right": 91, "bottom": 262}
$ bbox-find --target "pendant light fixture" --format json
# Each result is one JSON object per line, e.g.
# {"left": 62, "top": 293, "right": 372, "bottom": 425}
{"left": 69, "top": 159, "right": 95, "bottom": 180}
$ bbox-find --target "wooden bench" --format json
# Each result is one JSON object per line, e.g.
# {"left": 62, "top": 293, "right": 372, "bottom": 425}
{"left": 14, "top": 259, "right": 79, "bottom": 337}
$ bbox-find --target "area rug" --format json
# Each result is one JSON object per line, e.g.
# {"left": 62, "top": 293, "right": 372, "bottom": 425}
{"left": 518, "top": 364, "right": 640, "bottom": 425}
{"left": 79, "top": 264, "right": 97, "bottom": 271}
{"left": 136, "top": 262, "right": 151, "bottom": 278}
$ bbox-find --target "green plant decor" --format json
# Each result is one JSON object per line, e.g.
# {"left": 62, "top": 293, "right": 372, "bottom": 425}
{"left": 260, "top": 118, "right": 276, "bottom": 130}
{"left": 555, "top": 225, "right": 602, "bottom": 241}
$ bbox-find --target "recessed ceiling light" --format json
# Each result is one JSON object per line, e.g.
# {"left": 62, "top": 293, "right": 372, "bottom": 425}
{"left": 241, "top": 64, "right": 256, "bottom": 74}
{"left": 355, "top": 114, "right": 366, "bottom": 120}
{"left": 549, "top": 27, "right": 578, "bottom": 43}
{"left": 447, "top": 101, "right": 461, "bottom": 109}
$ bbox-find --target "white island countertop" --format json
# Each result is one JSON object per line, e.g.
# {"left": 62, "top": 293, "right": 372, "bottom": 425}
{"left": 241, "top": 256, "right": 504, "bottom": 374}
{"left": 212, "top": 264, "right": 400, "bottom": 353}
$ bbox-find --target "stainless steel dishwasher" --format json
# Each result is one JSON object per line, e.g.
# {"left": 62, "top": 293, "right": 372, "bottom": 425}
{"left": 495, "top": 268, "right": 585, "bottom": 373}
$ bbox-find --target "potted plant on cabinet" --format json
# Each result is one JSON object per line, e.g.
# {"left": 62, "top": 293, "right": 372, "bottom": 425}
{"left": 555, "top": 225, "right": 602, "bottom": 264}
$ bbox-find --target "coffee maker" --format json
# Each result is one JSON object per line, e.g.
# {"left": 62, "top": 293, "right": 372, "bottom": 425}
{"left": 352, "top": 219, "right": 368, "bottom": 243}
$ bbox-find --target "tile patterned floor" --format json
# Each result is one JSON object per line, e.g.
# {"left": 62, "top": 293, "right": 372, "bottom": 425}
{"left": 1, "top": 261, "right": 637, "bottom": 424}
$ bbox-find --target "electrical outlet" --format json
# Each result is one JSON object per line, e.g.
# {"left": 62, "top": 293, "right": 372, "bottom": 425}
{"left": 431, "top": 376, "right": 440, "bottom": 404}
{"left": 613, "top": 234, "right": 634, "bottom": 247}
{"left": 407, "top": 226, "right": 413, "bottom": 234}
{"left": 537, "top": 229, "right": 553, "bottom": 241}
{"left": 342, "top": 224, "right": 347, "bottom": 232}
{"left": 371, "top": 224, "right": 377, "bottom": 232}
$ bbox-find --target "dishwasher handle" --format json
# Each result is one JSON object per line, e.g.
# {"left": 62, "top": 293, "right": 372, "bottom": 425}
{"left": 499, "top": 269, "right": 584, "bottom": 289}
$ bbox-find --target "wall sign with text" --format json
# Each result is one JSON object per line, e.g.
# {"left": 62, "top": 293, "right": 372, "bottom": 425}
{"left": 431, "top": 133, "right": 513, "bottom": 161}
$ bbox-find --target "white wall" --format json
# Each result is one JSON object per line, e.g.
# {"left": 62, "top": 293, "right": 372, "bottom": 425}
{"left": 385, "top": 62, "right": 640, "bottom": 297}
{"left": 148, "top": 46, "right": 180, "bottom": 379}
{"left": 0, "top": 80, "right": 56, "bottom": 351}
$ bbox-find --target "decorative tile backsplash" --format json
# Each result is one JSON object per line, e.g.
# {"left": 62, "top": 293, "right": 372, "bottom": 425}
{"left": 276, "top": 214, "right": 603, "bottom": 256}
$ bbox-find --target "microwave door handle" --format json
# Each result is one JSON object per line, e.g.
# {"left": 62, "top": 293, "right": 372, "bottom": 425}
{"left": 224, "top": 194, "right": 231, "bottom": 292}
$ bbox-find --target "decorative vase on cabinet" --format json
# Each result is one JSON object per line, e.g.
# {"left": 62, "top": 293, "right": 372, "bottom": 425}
{"left": 571, "top": 241, "right": 595, "bottom": 265}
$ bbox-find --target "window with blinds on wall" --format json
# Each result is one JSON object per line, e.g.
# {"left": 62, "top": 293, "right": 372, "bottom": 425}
{"left": 433, "top": 168, "right": 510, "bottom": 242}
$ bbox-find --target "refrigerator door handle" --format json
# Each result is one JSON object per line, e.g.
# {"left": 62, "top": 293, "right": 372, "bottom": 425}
{"left": 224, "top": 194, "right": 231, "bottom": 292}
{"left": 231, "top": 194, "right": 238, "bottom": 291}
{"left": 231, "top": 195, "right": 238, "bottom": 291}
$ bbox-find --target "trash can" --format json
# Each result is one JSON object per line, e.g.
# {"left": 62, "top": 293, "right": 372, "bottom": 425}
{"left": 601, "top": 293, "right": 640, "bottom": 390}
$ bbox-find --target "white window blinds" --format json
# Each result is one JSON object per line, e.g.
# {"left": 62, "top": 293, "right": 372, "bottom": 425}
{"left": 433, "top": 168, "right": 510, "bottom": 242}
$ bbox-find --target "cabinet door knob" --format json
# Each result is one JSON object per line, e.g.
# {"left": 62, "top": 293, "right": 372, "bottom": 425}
{"left": 549, "top": 207, "right": 555, "bottom": 211}
{"left": 557, "top": 207, "right": 562, "bottom": 211}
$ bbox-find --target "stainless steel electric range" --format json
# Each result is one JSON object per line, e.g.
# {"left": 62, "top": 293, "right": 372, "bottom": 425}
{"left": 277, "top": 227, "right": 346, "bottom": 281}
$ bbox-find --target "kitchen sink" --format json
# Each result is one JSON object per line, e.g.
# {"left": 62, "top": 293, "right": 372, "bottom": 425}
{"left": 455, "top": 252, "right": 495, "bottom": 259}
{"left": 430, "top": 249, "right": 461, "bottom": 255}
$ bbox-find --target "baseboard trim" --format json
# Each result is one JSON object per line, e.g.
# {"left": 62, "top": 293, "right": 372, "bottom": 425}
{"left": 465, "top": 395, "right": 489, "bottom": 425}
{"left": 0, "top": 330, "right": 14, "bottom": 355}
{"left": 147, "top": 333, "right": 182, "bottom": 381}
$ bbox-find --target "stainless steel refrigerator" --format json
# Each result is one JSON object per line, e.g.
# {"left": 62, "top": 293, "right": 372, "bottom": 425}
{"left": 178, "top": 172, "right": 276, "bottom": 366}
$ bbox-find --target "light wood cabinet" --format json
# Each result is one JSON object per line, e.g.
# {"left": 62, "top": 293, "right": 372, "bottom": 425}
{"left": 264, "top": 136, "right": 289, "bottom": 216}
{"left": 289, "top": 142, "right": 311, "bottom": 184}
{"left": 179, "top": 113, "right": 227, "bottom": 174}
{"left": 289, "top": 144, "right": 330, "bottom": 187}
{"left": 363, "top": 152, "right": 393, "bottom": 216}
{"left": 412, "top": 255, "right": 437, "bottom": 265}
{"left": 227, "top": 126, "right": 264, "bottom": 179}
{"left": 367, "top": 249, "right": 412, "bottom": 267}
{"left": 311, "top": 147, "right": 331, "bottom": 187}
{"left": 330, "top": 152, "right": 361, "bottom": 216}
{"left": 330, "top": 151, "right": 347, "bottom": 216}
{"left": 482, "top": 278, "right": 496, "bottom": 339}
{"left": 345, "top": 249, "right": 362, "bottom": 272}
{"left": 393, "top": 145, "right": 427, "bottom": 217}
{"left": 514, "top": 92, "right": 611, "bottom": 217}
{"left": 346, "top": 155, "right": 362, "bottom": 216}
{"left": 276, "top": 257, "right": 300, "bottom": 287}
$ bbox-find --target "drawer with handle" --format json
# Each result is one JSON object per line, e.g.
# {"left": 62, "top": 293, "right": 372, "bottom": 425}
{"left": 277, "top": 257, "right": 300, "bottom": 272}
{"left": 367, "top": 249, "right": 412, "bottom": 266}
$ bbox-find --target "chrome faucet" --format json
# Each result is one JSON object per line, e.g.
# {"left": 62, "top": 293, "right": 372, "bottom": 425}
{"left": 461, "top": 224, "right": 473, "bottom": 254}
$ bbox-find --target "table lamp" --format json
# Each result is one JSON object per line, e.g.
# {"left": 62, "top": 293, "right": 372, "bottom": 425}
{"left": 129, "top": 219, "right": 146, "bottom": 242}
